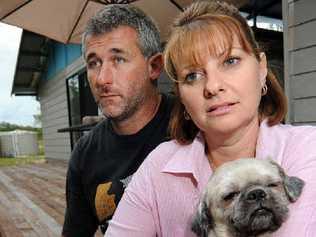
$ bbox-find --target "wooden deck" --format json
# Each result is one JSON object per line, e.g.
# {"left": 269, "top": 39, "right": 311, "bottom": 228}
{"left": 0, "top": 159, "right": 103, "bottom": 237}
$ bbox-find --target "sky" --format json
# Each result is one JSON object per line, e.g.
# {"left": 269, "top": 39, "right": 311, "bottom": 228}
{"left": 0, "top": 22, "right": 40, "bottom": 127}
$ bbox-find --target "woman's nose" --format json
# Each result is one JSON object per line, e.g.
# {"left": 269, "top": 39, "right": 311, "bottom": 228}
{"left": 203, "top": 70, "right": 224, "bottom": 98}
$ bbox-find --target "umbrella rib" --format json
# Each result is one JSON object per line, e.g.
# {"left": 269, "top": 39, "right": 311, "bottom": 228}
{"left": 1, "top": 0, "right": 33, "bottom": 20}
{"left": 169, "top": 0, "right": 184, "bottom": 12}
{"left": 67, "top": 0, "right": 91, "bottom": 43}
{"left": 90, "top": 0, "right": 137, "bottom": 3}
{"left": 67, "top": 0, "right": 138, "bottom": 43}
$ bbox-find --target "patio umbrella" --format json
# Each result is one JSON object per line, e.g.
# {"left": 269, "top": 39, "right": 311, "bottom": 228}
{"left": 0, "top": 0, "right": 181, "bottom": 44}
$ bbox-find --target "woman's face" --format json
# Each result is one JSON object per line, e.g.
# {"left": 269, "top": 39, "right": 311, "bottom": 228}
{"left": 177, "top": 37, "right": 267, "bottom": 136}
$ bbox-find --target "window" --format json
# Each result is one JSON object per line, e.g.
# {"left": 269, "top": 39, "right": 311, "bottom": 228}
{"left": 66, "top": 71, "right": 98, "bottom": 149}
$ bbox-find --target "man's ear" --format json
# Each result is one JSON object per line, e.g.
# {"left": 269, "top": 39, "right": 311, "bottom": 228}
{"left": 259, "top": 52, "right": 268, "bottom": 86}
{"left": 148, "top": 53, "right": 163, "bottom": 81}
{"left": 191, "top": 198, "right": 214, "bottom": 237}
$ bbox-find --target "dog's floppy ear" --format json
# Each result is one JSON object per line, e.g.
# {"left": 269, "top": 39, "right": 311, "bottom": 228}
{"left": 283, "top": 175, "right": 305, "bottom": 202}
{"left": 268, "top": 159, "right": 305, "bottom": 202}
{"left": 191, "top": 199, "right": 214, "bottom": 237}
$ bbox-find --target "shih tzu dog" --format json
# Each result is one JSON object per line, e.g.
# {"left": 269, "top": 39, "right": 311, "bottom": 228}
{"left": 192, "top": 158, "right": 305, "bottom": 237}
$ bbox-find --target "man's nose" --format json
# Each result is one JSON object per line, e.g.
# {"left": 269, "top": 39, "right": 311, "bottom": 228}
{"left": 96, "top": 63, "right": 114, "bottom": 85}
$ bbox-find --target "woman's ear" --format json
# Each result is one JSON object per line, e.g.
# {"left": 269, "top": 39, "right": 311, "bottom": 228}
{"left": 259, "top": 52, "right": 268, "bottom": 87}
{"left": 148, "top": 53, "right": 163, "bottom": 82}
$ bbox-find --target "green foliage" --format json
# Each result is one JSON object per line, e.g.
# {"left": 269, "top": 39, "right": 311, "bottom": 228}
{"left": 33, "top": 113, "right": 42, "bottom": 127}
{"left": 38, "top": 139, "right": 45, "bottom": 155}
{"left": 0, "top": 156, "right": 46, "bottom": 167}
{"left": 0, "top": 121, "right": 42, "bottom": 134}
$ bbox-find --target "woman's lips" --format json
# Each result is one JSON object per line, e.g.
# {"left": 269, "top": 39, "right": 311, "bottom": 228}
{"left": 207, "top": 103, "right": 236, "bottom": 116}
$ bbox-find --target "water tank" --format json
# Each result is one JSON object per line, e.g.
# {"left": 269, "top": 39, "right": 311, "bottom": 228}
{"left": 0, "top": 130, "right": 39, "bottom": 157}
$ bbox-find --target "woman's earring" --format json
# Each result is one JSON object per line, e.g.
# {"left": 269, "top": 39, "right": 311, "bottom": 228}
{"left": 184, "top": 110, "right": 191, "bottom": 120}
{"left": 262, "top": 84, "right": 268, "bottom": 96}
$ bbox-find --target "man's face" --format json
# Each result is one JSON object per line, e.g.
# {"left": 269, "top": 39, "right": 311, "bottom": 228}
{"left": 85, "top": 26, "right": 155, "bottom": 122}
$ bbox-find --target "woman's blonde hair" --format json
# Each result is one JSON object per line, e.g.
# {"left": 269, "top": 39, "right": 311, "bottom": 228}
{"left": 164, "top": 0, "right": 287, "bottom": 145}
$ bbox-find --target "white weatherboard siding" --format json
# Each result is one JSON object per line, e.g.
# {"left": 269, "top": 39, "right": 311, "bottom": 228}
{"left": 38, "top": 57, "right": 85, "bottom": 160}
{"left": 284, "top": 0, "right": 316, "bottom": 125}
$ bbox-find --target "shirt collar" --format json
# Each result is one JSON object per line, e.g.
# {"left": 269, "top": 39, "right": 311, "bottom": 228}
{"left": 162, "top": 132, "right": 211, "bottom": 183}
{"left": 161, "top": 120, "right": 274, "bottom": 186}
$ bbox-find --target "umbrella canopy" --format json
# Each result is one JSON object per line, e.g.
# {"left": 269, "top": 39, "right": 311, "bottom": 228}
{"left": 0, "top": 0, "right": 180, "bottom": 44}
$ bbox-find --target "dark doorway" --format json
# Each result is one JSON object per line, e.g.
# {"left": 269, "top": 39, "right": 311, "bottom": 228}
{"left": 66, "top": 71, "right": 98, "bottom": 149}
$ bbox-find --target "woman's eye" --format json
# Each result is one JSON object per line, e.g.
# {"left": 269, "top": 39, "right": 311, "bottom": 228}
{"left": 223, "top": 57, "right": 240, "bottom": 66}
{"left": 184, "top": 72, "right": 204, "bottom": 83}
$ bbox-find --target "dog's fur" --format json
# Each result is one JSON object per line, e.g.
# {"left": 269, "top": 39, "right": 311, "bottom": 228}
{"left": 192, "top": 158, "right": 305, "bottom": 237}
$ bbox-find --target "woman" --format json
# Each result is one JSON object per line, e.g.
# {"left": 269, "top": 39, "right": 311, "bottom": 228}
{"left": 105, "top": 1, "right": 316, "bottom": 236}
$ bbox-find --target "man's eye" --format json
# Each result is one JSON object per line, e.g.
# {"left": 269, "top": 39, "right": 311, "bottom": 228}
{"left": 114, "top": 57, "right": 126, "bottom": 64}
{"left": 87, "top": 60, "right": 101, "bottom": 69}
{"left": 223, "top": 57, "right": 240, "bottom": 66}
{"left": 184, "top": 72, "right": 204, "bottom": 83}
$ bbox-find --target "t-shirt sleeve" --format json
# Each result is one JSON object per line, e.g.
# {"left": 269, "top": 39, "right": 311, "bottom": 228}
{"left": 62, "top": 140, "right": 99, "bottom": 237}
{"left": 274, "top": 128, "right": 316, "bottom": 237}
{"left": 105, "top": 157, "right": 157, "bottom": 237}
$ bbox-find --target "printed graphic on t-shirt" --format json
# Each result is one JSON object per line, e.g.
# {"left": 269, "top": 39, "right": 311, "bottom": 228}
{"left": 94, "top": 175, "right": 133, "bottom": 222}
{"left": 95, "top": 182, "right": 116, "bottom": 222}
{"left": 120, "top": 175, "right": 132, "bottom": 188}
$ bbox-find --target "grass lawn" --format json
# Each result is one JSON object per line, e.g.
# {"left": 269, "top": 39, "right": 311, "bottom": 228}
{"left": 0, "top": 155, "right": 46, "bottom": 167}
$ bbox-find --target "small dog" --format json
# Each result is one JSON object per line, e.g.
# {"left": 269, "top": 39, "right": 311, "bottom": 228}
{"left": 192, "top": 158, "right": 305, "bottom": 237}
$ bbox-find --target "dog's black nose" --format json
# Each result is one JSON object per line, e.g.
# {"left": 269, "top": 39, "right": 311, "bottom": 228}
{"left": 246, "top": 189, "right": 266, "bottom": 202}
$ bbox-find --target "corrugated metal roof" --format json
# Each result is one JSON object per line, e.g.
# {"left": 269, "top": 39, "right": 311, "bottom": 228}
{"left": 11, "top": 30, "right": 49, "bottom": 96}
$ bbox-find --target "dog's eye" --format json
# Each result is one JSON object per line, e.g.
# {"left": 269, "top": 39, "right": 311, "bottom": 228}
{"left": 267, "top": 182, "right": 279, "bottom": 188}
{"left": 223, "top": 191, "right": 239, "bottom": 201}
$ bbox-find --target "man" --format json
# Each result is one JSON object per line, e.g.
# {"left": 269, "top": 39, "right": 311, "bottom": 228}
{"left": 62, "top": 4, "right": 174, "bottom": 237}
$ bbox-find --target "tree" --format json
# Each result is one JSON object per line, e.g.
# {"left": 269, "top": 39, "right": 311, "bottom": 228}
{"left": 33, "top": 106, "right": 42, "bottom": 128}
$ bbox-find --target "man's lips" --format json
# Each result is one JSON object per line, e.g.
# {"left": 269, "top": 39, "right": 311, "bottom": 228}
{"left": 98, "top": 94, "right": 121, "bottom": 104}
{"left": 99, "top": 94, "right": 120, "bottom": 98}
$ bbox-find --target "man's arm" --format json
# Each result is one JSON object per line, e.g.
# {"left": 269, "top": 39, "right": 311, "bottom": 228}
{"left": 62, "top": 144, "right": 99, "bottom": 237}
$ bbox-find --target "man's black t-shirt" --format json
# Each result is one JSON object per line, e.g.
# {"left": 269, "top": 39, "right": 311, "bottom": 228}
{"left": 62, "top": 94, "right": 174, "bottom": 236}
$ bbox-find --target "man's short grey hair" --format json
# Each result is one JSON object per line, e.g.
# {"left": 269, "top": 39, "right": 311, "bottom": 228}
{"left": 82, "top": 4, "right": 162, "bottom": 59}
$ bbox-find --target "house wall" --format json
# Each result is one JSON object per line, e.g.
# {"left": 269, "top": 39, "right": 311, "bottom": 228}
{"left": 38, "top": 42, "right": 84, "bottom": 160}
{"left": 283, "top": 0, "right": 316, "bottom": 125}
{"left": 45, "top": 43, "right": 82, "bottom": 80}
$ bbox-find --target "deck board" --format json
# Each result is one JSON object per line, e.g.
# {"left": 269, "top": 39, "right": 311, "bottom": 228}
{"left": 0, "top": 159, "right": 103, "bottom": 237}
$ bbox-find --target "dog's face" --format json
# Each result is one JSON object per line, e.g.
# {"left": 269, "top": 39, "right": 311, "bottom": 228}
{"left": 192, "top": 158, "right": 305, "bottom": 237}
